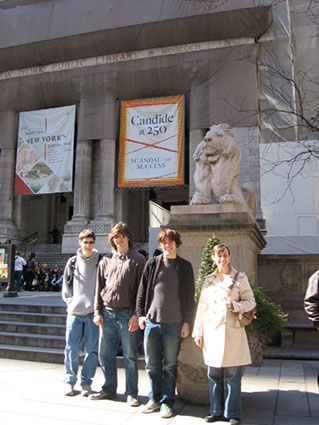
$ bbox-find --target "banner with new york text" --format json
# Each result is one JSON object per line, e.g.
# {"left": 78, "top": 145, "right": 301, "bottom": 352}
{"left": 14, "top": 105, "right": 76, "bottom": 195}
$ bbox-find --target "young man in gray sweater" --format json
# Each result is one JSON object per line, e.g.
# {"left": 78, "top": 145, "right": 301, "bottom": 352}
{"left": 62, "top": 229, "right": 101, "bottom": 397}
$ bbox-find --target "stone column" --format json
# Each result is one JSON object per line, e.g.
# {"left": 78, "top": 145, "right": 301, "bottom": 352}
{"left": 0, "top": 110, "right": 19, "bottom": 242}
{"left": 0, "top": 149, "right": 18, "bottom": 241}
{"left": 189, "top": 128, "right": 205, "bottom": 202}
{"left": 72, "top": 140, "right": 92, "bottom": 221}
{"left": 189, "top": 84, "right": 206, "bottom": 203}
{"left": 89, "top": 90, "right": 116, "bottom": 253}
{"left": 95, "top": 138, "right": 115, "bottom": 220}
{"left": 62, "top": 139, "right": 92, "bottom": 253}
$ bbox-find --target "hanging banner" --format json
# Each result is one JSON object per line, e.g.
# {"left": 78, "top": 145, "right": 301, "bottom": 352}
{"left": 14, "top": 105, "right": 76, "bottom": 195}
{"left": 118, "top": 95, "right": 184, "bottom": 188}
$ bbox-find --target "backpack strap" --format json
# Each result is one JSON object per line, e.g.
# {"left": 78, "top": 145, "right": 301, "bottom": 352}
{"left": 66, "top": 255, "right": 77, "bottom": 287}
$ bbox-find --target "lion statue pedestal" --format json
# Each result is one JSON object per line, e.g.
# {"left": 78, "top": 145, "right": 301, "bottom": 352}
{"left": 163, "top": 124, "right": 266, "bottom": 405}
{"left": 177, "top": 337, "right": 209, "bottom": 405}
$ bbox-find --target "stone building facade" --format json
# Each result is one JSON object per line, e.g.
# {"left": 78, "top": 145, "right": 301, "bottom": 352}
{"left": 0, "top": 0, "right": 275, "bottom": 253}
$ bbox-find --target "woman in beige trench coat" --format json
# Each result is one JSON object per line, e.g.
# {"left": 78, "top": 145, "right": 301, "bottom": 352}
{"left": 193, "top": 244, "right": 256, "bottom": 425}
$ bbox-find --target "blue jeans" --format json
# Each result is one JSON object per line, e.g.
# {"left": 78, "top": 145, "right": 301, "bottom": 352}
{"left": 14, "top": 271, "right": 23, "bottom": 292}
{"left": 64, "top": 313, "right": 99, "bottom": 389}
{"left": 99, "top": 309, "right": 139, "bottom": 396}
{"left": 144, "top": 321, "right": 183, "bottom": 407}
{"left": 207, "top": 366, "right": 242, "bottom": 419}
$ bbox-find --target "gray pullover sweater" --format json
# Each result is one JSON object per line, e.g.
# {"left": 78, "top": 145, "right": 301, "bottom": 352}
{"left": 62, "top": 248, "right": 100, "bottom": 315}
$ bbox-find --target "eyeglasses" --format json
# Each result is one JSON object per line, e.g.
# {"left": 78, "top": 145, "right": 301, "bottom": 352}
{"left": 82, "top": 241, "right": 95, "bottom": 244}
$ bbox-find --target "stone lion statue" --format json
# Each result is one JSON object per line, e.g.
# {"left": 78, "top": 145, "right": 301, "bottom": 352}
{"left": 190, "top": 123, "right": 257, "bottom": 216}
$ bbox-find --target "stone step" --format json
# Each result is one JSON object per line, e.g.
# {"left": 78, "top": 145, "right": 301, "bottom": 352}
{"left": 0, "top": 301, "right": 67, "bottom": 361}
{"left": 0, "top": 343, "right": 65, "bottom": 364}
{"left": 35, "top": 252, "right": 71, "bottom": 271}
{"left": 0, "top": 321, "right": 65, "bottom": 336}
{"left": 0, "top": 311, "right": 66, "bottom": 325}
{"left": 0, "top": 331, "right": 65, "bottom": 349}
{"left": 281, "top": 322, "right": 318, "bottom": 349}
{"left": 264, "top": 346, "right": 319, "bottom": 360}
{"left": 0, "top": 303, "right": 66, "bottom": 314}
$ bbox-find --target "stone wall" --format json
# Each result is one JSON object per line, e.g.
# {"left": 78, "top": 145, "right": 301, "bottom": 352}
{"left": 257, "top": 254, "right": 319, "bottom": 323}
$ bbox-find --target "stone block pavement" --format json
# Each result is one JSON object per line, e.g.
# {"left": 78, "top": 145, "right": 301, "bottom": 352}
{"left": 0, "top": 291, "right": 318, "bottom": 424}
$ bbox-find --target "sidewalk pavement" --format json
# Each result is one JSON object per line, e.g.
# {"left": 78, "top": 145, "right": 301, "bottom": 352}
{"left": 0, "top": 291, "right": 319, "bottom": 425}
{"left": 0, "top": 289, "right": 65, "bottom": 307}
{"left": 1, "top": 355, "right": 319, "bottom": 424}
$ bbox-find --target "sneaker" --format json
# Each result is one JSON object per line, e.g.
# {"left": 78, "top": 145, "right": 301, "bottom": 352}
{"left": 90, "top": 391, "right": 115, "bottom": 400}
{"left": 127, "top": 394, "right": 139, "bottom": 407}
{"left": 142, "top": 400, "right": 161, "bottom": 413}
{"left": 81, "top": 387, "right": 92, "bottom": 397}
{"left": 229, "top": 419, "right": 240, "bottom": 425}
{"left": 205, "top": 415, "right": 224, "bottom": 423}
{"left": 160, "top": 403, "right": 173, "bottom": 418}
{"left": 64, "top": 385, "right": 75, "bottom": 396}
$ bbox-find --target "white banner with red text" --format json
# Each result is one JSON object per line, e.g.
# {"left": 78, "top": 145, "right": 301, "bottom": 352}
{"left": 118, "top": 95, "right": 184, "bottom": 188}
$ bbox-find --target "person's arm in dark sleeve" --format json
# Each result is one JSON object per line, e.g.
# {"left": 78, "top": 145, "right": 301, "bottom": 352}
{"left": 304, "top": 271, "right": 319, "bottom": 330}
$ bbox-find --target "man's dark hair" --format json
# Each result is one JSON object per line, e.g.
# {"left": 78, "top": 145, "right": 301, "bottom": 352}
{"left": 108, "top": 222, "right": 133, "bottom": 251}
{"left": 157, "top": 229, "right": 182, "bottom": 248}
{"left": 78, "top": 229, "right": 96, "bottom": 241}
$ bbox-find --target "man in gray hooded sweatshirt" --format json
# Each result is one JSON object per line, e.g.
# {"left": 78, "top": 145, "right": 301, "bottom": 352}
{"left": 62, "top": 229, "right": 101, "bottom": 397}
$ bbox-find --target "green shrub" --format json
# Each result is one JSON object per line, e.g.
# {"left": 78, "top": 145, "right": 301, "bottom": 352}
{"left": 247, "top": 287, "right": 287, "bottom": 344}
{"left": 195, "top": 233, "right": 220, "bottom": 302}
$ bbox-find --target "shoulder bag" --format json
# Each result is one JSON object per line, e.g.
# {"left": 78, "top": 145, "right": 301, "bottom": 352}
{"left": 230, "top": 272, "right": 256, "bottom": 327}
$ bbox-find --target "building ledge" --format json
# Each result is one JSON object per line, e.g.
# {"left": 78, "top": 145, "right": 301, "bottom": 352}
{"left": 0, "top": 3, "right": 272, "bottom": 72}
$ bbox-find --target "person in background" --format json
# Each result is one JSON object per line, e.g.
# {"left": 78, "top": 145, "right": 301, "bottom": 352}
{"left": 50, "top": 264, "right": 62, "bottom": 291}
{"left": 304, "top": 269, "right": 319, "bottom": 386}
{"left": 152, "top": 248, "right": 162, "bottom": 257}
{"left": 50, "top": 227, "right": 60, "bottom": 244}
{"left": 138, "top": 249, "right": 149, "bottom": 261}
{"left": 136, "top": 229, "right": 195, "bottom": 418}
{"left": 24, "top": 252, "right": 37, "bottom": 290}
{"left": 92, "top": 222, "right": 145, "bottom": 407}
{"left": 304, "top": 269, "right": 319, "bottom": 328}
{"left": 62, "top": 229, "right": 101, "bottom": 397}
{"left": 14, "top": 251, "right": 27, "bottom": 293}
{"left": 38, "top": 263, "right": 50, "bottom": 291}
{"left": 193, "top": 243, "right": 256, "bottom": 425}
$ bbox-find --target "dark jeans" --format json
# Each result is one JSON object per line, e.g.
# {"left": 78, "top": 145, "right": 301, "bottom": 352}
{"left": 99, "top": 309, "right": 139, "bottom": 396}
{"left": 14, "top": 270, "right": 23, "bottom": 292}
{"left": 207, "top": 366, "right": 242, "bottom": 419}
{"left": 144, "top": 320, "right": 183, "bottom": 407}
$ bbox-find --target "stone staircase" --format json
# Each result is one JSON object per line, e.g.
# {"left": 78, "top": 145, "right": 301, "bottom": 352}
{"left": 0, "top": 295, "right": 146, "bottom": 367}
{"left": 0, "top": 302, "right": 66, "bottom": 363}
{"left": 35, "top": 252, "right": 71, "bottom": 271}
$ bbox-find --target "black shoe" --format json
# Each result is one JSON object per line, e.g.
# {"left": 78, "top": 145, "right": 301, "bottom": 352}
{"left": 90, "top": 391, "right": 115, "bottom": 400}
{"left": 205, "top": 415, "right": 223, "bottom": 423}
